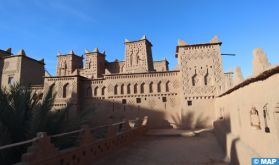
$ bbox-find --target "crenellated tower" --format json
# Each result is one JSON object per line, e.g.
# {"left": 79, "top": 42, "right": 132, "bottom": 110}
{"left": 124, "top": 35, "right": 154, "bottom": 73}
{"left": 81, "top": 48, "right": 106, "bottom": 79}
{"left": 56, "top": 51, "right": 83, "bottom": 76}
{"left": 176, "top": 36, "right": 224, "bottom": 98}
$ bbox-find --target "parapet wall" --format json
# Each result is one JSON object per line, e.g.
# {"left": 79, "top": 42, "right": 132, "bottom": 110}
{"left": 14, "top": 117, "right": 148, "bottom": 165}
{"left": 214, "top": 65, "right": 279, "bottom": 164}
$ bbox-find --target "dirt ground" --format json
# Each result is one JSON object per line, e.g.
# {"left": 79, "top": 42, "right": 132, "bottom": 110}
{"left": 94, "top": 129, "right": 228, "bottom": 165}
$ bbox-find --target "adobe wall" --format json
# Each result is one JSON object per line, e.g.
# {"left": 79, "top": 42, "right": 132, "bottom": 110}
{"left": 79, "top": 51, "right": 106, "bottom": 79}
{"left": 106, "top": 61, "right": 125, "bottom": 74}
{"left": 214, "top": 68, "right": 279, "bottom": 164}
{"left": 44, "top": 76, "right": 81, "bottom": 114}
{"left": 20, "top": 56, "right": 44, "bottom": 86}
{"left": 182, "top": 97, "right": 215, "bottom": 129}
{"left": 124, "top": 38, "right": 154, "bottom": 73}
{"left": 176, "top": 40, "right": 226, "bottom": 129}
{"left": 16, "top": 118, "right": 148, "bottom": 165}
{"left": 30, "top": 85, "right": 44, "bottom": 97}
{"left": 153, "top": 60, "right": 169, "bottom": 71}
{"left": 80, "top": 71, "right": 182, "bottom": 128}
{"left": 1, "top": 56, "right": 22, "bottom": 88}
{"left": 56, "top": 53, "right": 83, "bottom": 76}
{"left": 19, "top": 37, "right": 229, "bottom": 129}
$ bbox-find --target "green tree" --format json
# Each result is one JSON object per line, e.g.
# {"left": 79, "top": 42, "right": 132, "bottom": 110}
{"left": 0, "top": 84, "right": 94, "bottom": 164}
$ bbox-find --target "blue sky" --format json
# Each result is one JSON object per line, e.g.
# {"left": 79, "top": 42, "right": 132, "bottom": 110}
{"left": 0, "top": 0, "right": 278, "bottom": 77}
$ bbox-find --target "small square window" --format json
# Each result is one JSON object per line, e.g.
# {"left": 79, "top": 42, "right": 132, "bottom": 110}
{"left": 187, "top": 100, "right": 192, "bottom": 106}
{"left": 136, "top": 98, "right": 141, "bottom": 103}
{"left": 162, "top": 97, "right": 167, "bottom": 102}
{"left": 122, "top": 99, "right": 126, "bottom": 104}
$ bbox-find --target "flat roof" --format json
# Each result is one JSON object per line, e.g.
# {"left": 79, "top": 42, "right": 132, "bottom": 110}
{"left": 124, "top": 38, "right": 153, "bottom": 46}
{"left": 3, "top": 55, "right": 45, "bottom": 65}
{"left": 104, "top": 70, "right": 179, "bottom": 76}
{"left": 175, "top": 42, "right": 222, "bottom": 57}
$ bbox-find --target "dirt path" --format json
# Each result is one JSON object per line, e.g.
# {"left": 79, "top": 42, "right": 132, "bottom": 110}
{"left": 94, "top": 129, "right": 228, "bottom": 165}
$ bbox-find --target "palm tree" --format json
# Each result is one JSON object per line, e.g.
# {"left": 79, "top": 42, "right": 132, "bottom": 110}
{"left": 0, "top": 84, "right": 94, "bottom": 164}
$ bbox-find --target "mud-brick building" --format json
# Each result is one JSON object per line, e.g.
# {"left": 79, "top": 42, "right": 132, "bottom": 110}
{"left": 0, "top": 36, "right": 233, "bottom": 128}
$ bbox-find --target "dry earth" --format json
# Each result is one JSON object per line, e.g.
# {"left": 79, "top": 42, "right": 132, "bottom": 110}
{"left": 94, "top": 129, "right": 228, "bottom": 165}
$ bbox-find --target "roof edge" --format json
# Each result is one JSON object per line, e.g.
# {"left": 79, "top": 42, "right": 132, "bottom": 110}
{"left": 218, "top": 65, "right": 279, "bottom": 97}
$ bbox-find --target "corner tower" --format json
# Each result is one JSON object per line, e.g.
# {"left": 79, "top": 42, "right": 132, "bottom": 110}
{"left": 83, "top": 48, "right": 106, "bottom": 79}
{"left": 176, "top": 36, "right": 224, "bottom": 97}
{"left": 56, "top": 51, "right": 83, "bottom": 76}
{"left": 124, "top": 35, "right": 154, "bottom": 73}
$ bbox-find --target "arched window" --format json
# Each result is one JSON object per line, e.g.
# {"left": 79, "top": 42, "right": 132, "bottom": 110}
{"left": 250, "top": 107, "right": 261, "bottom": 130}
{"left": 101, "top": 87, "right": 106, "bottom": 95}
{"left": 127, "top": 84, "right": 131, "bottom": 94}
{"left": 129, "top": 53, "right": 133, "bottom": 66}
{"left": 136, "top": 55, "right": 139, "bottom": 64}
{"left": 166, "top": 81, "right": 170, "bottom": 92}
{"left": 64, "top": 61, "right": 67, "bottom": 69}
{"left": 149, "top": 82, "right": 153, "bottom": 93}
{"left": 63, "top": 83, "right": 69, "bottom": 98}
{"left": 192, "top": 70, "right": 197, "bottom": 86}
{"left": 114, "top": 85, "right": 118, "bottom": 95}
{"left": 94, "top": 87, "right": 98, "bottom": 96}
{"left": 134, "top": 83, "right": 138, "bottom": 94}
{"left": 157, "top": 81, "right": 161, "bottom": 93}
{"left": 204, "top": 69, "right": 209, "bottom": 85}
{"left": 63, "top": 61, "right": 67, "bottom": 76}
{"left": 121, "top": 84, "right": 124, "bottom": 94}
{"left": 88, "top": 61, "right": 91, "bottom": 69}
{"left": 87, "top": 86, "right": 92, "bottom": 97}
{"left": 140, "top": 83, "right": 145, "bottom": 93}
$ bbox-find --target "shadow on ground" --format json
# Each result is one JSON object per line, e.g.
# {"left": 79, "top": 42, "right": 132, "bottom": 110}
{"left": 94, "top": 129, "right": 228, "bottom": 165}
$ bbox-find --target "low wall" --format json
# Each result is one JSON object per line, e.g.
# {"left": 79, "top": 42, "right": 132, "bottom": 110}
{"left": 14, "top": 117, "right": 148, "bottom": 165}
{"left": 213, "top": 67, "right": 279, "bottom": 165}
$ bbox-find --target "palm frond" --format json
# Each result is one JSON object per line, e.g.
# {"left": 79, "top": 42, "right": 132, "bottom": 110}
{"left": 29, "top": 85, "right": 56, "bottom": 137}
